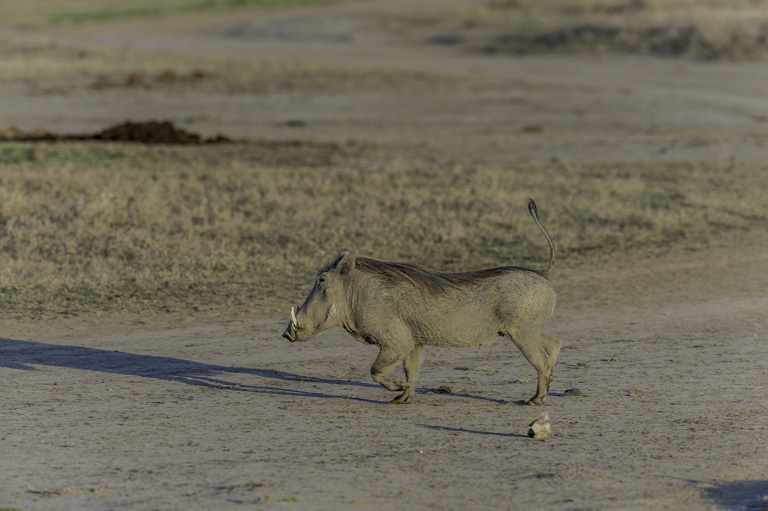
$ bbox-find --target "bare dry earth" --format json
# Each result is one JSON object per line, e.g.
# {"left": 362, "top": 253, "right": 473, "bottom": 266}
{"left": 2, "top": 229, "right": 767, "bottom": 511}
{"left": 2, "top": 1, "right": 768, "bottom": 510}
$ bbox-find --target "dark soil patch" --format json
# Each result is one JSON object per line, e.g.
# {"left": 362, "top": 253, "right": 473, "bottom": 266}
{"left": 480, "top": 23, "right": 768, "bottom": 61}
{"left": 93, "top": 121, "right": 231, "bottom": 144}
{"left": 0, "top": 121, "right": 233, "bottom": 145}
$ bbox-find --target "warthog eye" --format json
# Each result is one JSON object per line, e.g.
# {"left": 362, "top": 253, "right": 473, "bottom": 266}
{"left": 318, "top": 275, "right": 327, "bottom": 284}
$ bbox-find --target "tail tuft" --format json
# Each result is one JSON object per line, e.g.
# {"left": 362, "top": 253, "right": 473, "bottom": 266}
{"left": 528, "top": 198, "right": 538, "bottom": 216}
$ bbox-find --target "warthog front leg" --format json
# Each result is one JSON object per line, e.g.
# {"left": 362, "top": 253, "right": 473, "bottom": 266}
{"left": 370, "top": 347, "right": 412, "bottom": 403}
{"left": 390, "top": 346, "right": 423, "bottom": 404}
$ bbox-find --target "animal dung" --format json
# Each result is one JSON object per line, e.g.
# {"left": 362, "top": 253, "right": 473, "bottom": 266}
{"left": 426, "top": 385, "right": 461, "bottom": 394}
{"left": 461, "top": 365, "right": 497, "bottom": 372}
{"left": 563, "top": 388, "right": 590, "bottom": 397}
{"left": 528, "top": 413, "right": 551, "bottom": 439}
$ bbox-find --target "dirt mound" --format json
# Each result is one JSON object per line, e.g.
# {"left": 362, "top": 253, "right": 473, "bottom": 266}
{"left": 93, "top": 121, "right": 230, "bottom": 144}
{"left": 0, "top": 121, "right": 232, "bottom": 145}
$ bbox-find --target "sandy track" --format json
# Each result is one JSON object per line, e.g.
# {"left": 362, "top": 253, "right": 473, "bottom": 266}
{"left": 2, "top": 229, "right": 767, "bottom": 510}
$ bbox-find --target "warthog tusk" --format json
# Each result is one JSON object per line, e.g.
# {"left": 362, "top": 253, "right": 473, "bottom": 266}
{"left": 291, "top": 306, "right": 298, "bottom": 327}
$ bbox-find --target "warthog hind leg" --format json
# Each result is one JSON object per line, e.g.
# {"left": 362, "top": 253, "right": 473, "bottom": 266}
{"left": 390, "top": 346, "right": 424, "bottom": 404}
{"left": 509, "top": 330, "right": 562, "bottom": 405}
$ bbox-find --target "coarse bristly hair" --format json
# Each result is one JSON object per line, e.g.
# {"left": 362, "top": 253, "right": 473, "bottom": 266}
{"left": 353, "top": 256, "right": 538, "bottom": 295}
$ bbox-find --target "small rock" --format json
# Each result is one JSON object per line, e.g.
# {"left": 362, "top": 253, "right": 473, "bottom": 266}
{"left": 160, "top": 69, "right": 177, "bottom": 82}
{"left": 126, "top": 72, "right": 145, "bottom": 86}
{"left": 528, "top": 413, "right": 551, "bottom": 439}
{"left": 521, "top": 124, "right": 545, "bottom": 134}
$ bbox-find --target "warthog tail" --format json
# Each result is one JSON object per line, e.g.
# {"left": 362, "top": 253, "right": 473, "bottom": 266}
{"left": 528, "top": 198, "right": 555, "bottom": 277}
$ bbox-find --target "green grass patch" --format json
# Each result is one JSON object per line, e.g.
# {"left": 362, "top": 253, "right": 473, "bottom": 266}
{"left": 1, "top": 0, "right": 353, "bottom": 28}
{"left": 0, "top": 143, "right": 141, "bottom": 166}
{"left": 0, "top": 145, "right": 34, "bottom": 165}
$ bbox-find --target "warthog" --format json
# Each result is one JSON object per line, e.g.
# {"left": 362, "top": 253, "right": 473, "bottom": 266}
{"left": 282, "top": 199, "right": 561, "bottom": 405}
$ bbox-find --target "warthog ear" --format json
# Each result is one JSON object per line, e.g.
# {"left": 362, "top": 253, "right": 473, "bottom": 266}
{"left": 336, "top": 251, "right": 356, "bottom": 276}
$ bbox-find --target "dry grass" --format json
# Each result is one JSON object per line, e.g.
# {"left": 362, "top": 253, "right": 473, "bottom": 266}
{"left": 2, "top": 0, "right": 767, "bottom": 318}
{"left": 420, "top": 0, "right": 768, "bottom": 61}
{"left": 1, "top": 141, "right": 766, "bottom": 317}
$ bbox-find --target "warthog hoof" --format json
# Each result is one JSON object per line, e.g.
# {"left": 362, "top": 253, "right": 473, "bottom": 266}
{"left": 375, "top": 378, "right": 410, "bottom": 392}
{"left": 526, "top": 396, "right": 546, "bottom": 406}
{"left": 390, "top": 391, "right": 415, "bottom": 404}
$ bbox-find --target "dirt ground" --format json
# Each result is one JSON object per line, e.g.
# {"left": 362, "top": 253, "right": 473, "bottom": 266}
{"left": 2, "top": 1, "right": 768, "bottom": 510}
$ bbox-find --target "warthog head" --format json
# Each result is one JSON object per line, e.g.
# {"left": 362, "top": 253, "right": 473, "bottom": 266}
{"left": 282, "top": 251, "right": 354, "bottom": 342}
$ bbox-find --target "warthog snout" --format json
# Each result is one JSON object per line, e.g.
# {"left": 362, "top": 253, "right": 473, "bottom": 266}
{"left": 282, "top": 306, "right": 299, "bottom": 342}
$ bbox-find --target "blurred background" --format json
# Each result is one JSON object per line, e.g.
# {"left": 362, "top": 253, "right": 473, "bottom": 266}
{"left": 1, "top": 0, "right": 767, "bottom": 316}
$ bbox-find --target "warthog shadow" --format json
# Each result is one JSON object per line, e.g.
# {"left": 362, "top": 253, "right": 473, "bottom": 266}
{"left": 705, "top": 479, "right": 768, "bottom": 510}
{"left": 419, "top": 424, "right": 528, "bottom": 439}
{"left": 0, "top": 337, "right": 388, "bottom": 403}
{"left": 0, "top": 338, "right": 508, "bottom": 405}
